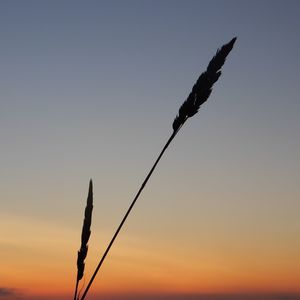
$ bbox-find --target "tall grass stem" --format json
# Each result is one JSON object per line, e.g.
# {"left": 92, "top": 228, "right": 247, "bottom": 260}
{"left": 80, "top": 128, "right": 180, "bottom": 300}
{"left": 74, "top": 180, "right": 93, "bottom": 300}
{"left": 79, "top": 37, "right": 236, "bottom": 300}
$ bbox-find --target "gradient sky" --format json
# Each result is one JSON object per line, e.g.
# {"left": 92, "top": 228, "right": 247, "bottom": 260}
{"left": 1, "top": 1, "right": 300, "bottom": 299}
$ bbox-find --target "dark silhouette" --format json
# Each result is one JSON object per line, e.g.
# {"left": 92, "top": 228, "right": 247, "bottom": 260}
{"left": 79, "top": 37, "right": 237, "bottom": 300}
{"left": 74, "top": 180, "right": 93, "bottom": 300}
{"left": 0, "top": 287, "right": 16, "bottom": 297}
{"left": 173, "top": 37, "right": 236, "bottom": 131}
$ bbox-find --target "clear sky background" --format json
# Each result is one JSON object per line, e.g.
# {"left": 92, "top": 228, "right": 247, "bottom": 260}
{"left": 0, "top": 1, "right": 299, "bottom": 299}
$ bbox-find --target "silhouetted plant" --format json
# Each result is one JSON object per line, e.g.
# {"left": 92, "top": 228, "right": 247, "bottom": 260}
{"left": 74, "top": 180, "right": 93, "bottom": 300}
{"left": 79, "top": 37, "right": 236, "bottom": 300}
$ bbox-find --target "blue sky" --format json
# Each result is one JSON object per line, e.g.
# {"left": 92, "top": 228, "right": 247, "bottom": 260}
{"left": 1, "top": 0, "right": 299, "bottom": 220}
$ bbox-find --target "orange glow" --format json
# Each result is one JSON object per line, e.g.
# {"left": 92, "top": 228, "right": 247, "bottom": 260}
{"left": 1, "top": 215, "right": 299, "bottom": 298}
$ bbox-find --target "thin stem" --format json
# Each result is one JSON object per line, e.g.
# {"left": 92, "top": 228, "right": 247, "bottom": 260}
{"left": 80, "top": 125, "right": 184, "bottom": 300}
{"left": 74, "top": 278, "right": 79, "bottom": 300}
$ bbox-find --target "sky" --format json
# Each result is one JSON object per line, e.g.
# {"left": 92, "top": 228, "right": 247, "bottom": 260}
{"left": 0, "top": 0, "right": 300, "bottom": 299}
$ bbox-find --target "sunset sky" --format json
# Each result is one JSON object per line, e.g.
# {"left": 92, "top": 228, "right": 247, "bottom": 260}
{"left": 0, "top": 1, "right": 300, "bottom": 299}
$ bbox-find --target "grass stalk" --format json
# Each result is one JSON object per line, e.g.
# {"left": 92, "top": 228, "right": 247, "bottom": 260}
{"left": 74, "top": 180, "right": 93, "bottom": 300}
{"left": 80, "top": 128, "right": 180, "bottom": 300}
{"left": 80, "top": 37, "right": 236, "bottom": 300}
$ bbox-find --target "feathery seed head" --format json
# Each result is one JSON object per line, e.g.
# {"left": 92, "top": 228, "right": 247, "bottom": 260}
{"left": 172, "top": 37, "right": 237, "bottom": 132}
{"left": 76, "top": 180, "right": 93, "bottom": 281}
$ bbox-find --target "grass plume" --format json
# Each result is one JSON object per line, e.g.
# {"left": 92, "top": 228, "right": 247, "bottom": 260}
{"left": 80, "top": 37, "right": 236, "bottom": 300}
{"left": 74, "top": 179, "right": 93, "bottom": 300}
{"left": 172, "top": 37, "right": 236, "bottom": 131}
